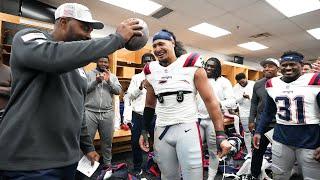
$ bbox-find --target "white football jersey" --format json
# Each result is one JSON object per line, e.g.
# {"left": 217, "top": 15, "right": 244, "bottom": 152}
{"left": 144, "top": 52, "right": 204, "bottom": 126}
{"left": 266, "top": 73, "right": 320, "bottom": 125}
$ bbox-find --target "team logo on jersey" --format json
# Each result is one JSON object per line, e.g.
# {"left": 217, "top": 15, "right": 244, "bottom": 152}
{"left": 158, "top": 75, "right": 172, "bottom": 84}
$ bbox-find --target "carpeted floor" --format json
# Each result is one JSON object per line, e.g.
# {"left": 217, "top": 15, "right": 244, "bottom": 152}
{"left": 76, "top": 151, "right": 303, "bottom": 180}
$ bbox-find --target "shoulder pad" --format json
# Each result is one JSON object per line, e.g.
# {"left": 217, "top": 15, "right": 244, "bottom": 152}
{"left": 183, "top": 52, "right": 203, "bottom": 67}
{"left": 308, "top": 73, "right": 320, "bottom": 85}
{"left": 143, "top": 63, "right": 151, "bottom": 75}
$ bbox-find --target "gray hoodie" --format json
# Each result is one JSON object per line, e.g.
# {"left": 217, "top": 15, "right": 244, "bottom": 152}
{"left": 0, "top": 28, "right": 126, "bottom": 171}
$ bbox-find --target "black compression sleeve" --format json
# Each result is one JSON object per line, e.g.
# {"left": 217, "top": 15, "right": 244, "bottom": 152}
{"left": 142, "top": 107, "right": 155, "bottom": 130}
{"left": 317, "top": 92, "right": 320, "bottom": 110}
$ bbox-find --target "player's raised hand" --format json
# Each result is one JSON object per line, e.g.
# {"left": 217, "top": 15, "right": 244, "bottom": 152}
{"left": 116, "top": 18, "right": 143, "bottom": 42}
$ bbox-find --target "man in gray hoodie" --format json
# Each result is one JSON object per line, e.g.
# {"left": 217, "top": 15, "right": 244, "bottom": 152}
{"left": 85, "top": 56, "right": 122, "bottom": 168}
{"left": 0, "top": 2, "right": 142, "bottom": 179}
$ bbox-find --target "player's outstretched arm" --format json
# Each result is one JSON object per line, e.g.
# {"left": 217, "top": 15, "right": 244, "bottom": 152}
{"left": 194, "top": 68, "right": 231, "bottom": 157}
{"left": 139, "top": 80, "right": 156, "bottom": 152}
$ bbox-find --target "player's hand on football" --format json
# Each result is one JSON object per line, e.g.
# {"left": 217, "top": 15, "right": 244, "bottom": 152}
{"left": 139, "top": 130, "right": 150, "bottom": 152}
{"left": 217, "top": 139, "right": 232, "bottom": 158}
{"left": 314, "top": 147, "right": 320, "bottom": 162}
{"left": 116, "top": 18, "right": 143, "bottom": 42}
{"left": 253, "top": 133, "right": 261, "bottom": 149}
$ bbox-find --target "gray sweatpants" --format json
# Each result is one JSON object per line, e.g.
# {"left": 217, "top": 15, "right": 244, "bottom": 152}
{"left": 272, "top": 140, "right": 320, "bottom": 180}
{"left": 199, "top": 118, "right": 218, "bottom": 180}
{"left": 153, "top": 122, "right": 203, "bottom": 180}
{"left": 85, "top": 110, "right": 115, "bottom": 166}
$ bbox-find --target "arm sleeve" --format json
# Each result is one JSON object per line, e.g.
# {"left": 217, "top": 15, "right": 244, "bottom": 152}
{"left": 220, "top": 78, "right": 237, "bottom": 109}
{"left": 12, "top": 28, "right": 125, "bottom": 73}
{"left": 317, "top": 92, "right": 320, "bottom": 110}
{"left": 249, "top": 83, "right": 259, "bottom": 123}
{"left": 105, "top": 74, "right": 122, "bottom": 95}
{"left": 127, "top": 76, "right": 143, "bottom": 101}
{"left": 256, "top": 94, "right": 277, "bottom": 134}
{"left": 80, "top": 109, "right": 95, "bottom": 154}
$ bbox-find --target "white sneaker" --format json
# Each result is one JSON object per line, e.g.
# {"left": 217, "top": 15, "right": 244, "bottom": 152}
{"left": 103, "top": 169, "right": 112, "bottom": 180}
{"left": 244, "top": 153, "right": 252, "bottom": 160}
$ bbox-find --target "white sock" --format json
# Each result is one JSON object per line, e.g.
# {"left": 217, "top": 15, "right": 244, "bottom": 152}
{"left": 207, "top": 166, "right": 217, "bottom": 180}
{"left": 233, "top": 115, "right": 241, "bottom": 135}
{"left": 244, "top": 132, "right": 252, "bottom": 156}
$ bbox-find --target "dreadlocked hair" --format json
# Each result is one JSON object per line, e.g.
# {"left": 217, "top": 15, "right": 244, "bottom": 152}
{"left": 206, "top": 57, "right": 221, "bottom": 80}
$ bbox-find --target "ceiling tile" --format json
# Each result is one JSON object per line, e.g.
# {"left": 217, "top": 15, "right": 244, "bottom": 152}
{"left": 257, "top": 19, "right": 304, "bottom": 37}
{"left": 232, "top": 1, "right": 286, "bottom": 25}
{"left": 207, "top": 0, "right": 260, "bottom": 12}
{"left": 290, "top": 9, "right": 320, "bottom": 30}
{"left": 209, "top": 13, "right": 264, "bottom": 37}
{"left": 166, "top": 0, "right": 226, "bottom": 19}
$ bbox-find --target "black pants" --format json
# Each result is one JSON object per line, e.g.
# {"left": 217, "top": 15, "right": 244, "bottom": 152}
{"left": 131, "top": 111, "right": 155, "bottom": 171}
{"left": 0, "top": 163, "right": 77, "bottom": 180}
{"left": 251, "top": 126, "right": 273, "bottom": 178}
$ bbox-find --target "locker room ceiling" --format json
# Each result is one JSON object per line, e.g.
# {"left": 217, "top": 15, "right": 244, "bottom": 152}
{"left": 39, "top": 0, "right": 320, "bottom": 63}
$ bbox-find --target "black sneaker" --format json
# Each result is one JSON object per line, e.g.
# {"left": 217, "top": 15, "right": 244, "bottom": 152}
{"left": 133, "top": 169, "right": 143, "bottom": 177}
{"left": 247, "top": 174, "right": 258, "bottom": 180}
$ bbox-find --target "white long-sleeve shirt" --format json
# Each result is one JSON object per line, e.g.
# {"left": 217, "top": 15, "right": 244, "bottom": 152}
{"left": 122, "top": 93, "right": 132, "bottom": 123}
{"left": 197, "top": 76, "right": 237, "bottom": 119}
{"left": 126, "top": 72, "right": 147, "bottom": 115}
{"left": 233, "top": 80, "right": 255, "bottom": 118}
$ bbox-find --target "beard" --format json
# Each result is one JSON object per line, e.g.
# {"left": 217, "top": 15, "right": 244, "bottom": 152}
{"left": 65, "top": 28, "right": 90, "bottom": 42}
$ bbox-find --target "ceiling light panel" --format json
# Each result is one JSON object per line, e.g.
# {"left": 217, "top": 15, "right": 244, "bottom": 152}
{"left": 265, "top": 0, "right": 320, "bottom": 17}
{"left": 100, "top": 0, "right": 162, "bottom": 16}
{"left": 188, "top": 23, "right": 231, "bottom": 38}
{"left": 307, "top": 27, "right": 320, "bottom": 39}
{"left": 238, "top": 41, "right": 268, "bottom": 51}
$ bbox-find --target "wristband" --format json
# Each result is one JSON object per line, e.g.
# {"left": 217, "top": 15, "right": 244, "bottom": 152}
{"left": 216, "top": 131, "right": 227, "bottom": 149}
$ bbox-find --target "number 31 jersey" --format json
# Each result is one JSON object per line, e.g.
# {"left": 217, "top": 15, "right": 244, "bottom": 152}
{"left": 266, "top": 73, "right": 320, "bottom": 125}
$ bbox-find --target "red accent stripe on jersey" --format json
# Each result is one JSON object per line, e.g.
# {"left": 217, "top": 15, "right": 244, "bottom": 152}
{"left": 183, "top": 53, "right": 199, "bottom": 67}
{"left": 265, "top": 79, "right": 273, "bottom": 88}
{"left": 308, "top": 73, "right": 320, "bottom": 85}
{"left": 196, "top": 122, "right": 204, "bottom": 176}
{"left": 143, "top": 63, "right": 151, "bottom": 75}
{"left": 190, "top": 53, "right": 200, "bottom": 66}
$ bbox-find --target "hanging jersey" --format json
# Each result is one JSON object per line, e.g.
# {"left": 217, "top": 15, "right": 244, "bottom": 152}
{"left": 266, "top": 73, "right": 320, "bottom": 125}
{"left": 144, "top": 52, "right": 204, "bottom": 126}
